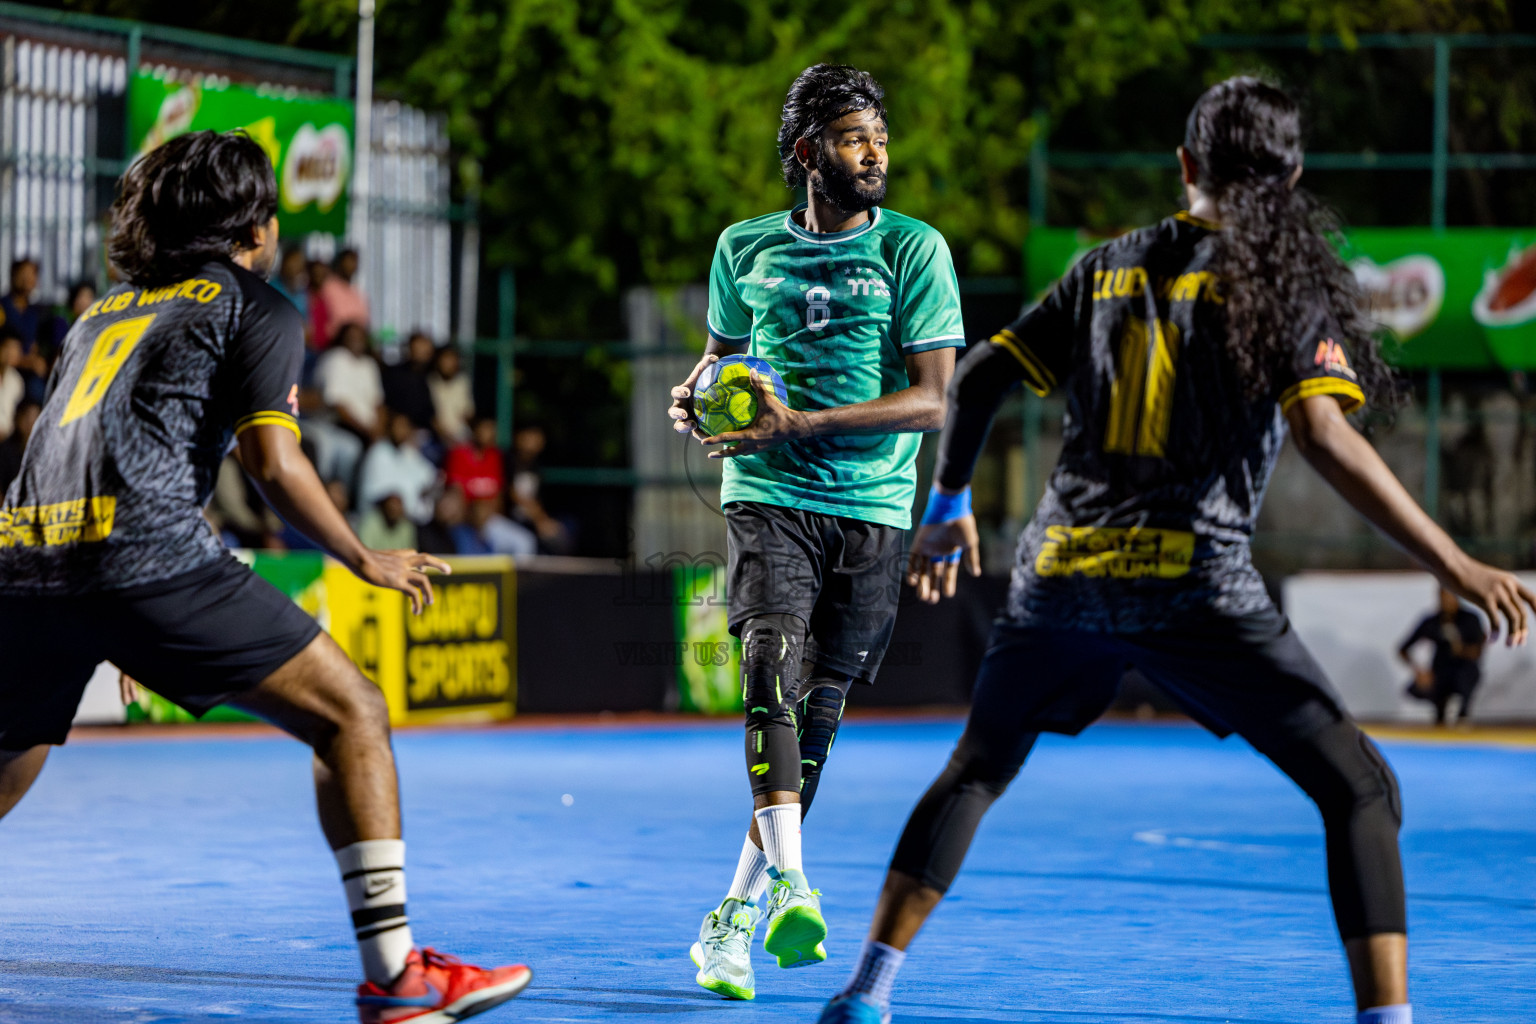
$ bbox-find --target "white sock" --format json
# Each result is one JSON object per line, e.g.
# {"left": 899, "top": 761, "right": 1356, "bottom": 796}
{"left": 1358, "top": 1006, "right": 1412, "bottom": 1024}
{"left": 754, "top": 803, "right": 802, "bottom": 874}
{"left": 726, "top": 834, "right": 772, "bottom": 904}
{"left": 335, "top": 839, "right": 414, "bottom": 986}
{"left": 843, "top": 938, "right": 905, "bottom": 1010}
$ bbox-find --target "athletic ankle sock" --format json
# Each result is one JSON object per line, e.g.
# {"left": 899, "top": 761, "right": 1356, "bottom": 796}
{"left": 1357, "top": 1005, "right": 1411, "bottom": 1024}
{"left": 335, "top": 839, "right": 413, "bottom": 986}
{"left": 842, "top": 938, "right": 906, "bottom": 1010}
{"left": 753, "top": 803, "right": 802, "bottom": 874}
{"left": 726, "top": 833, "right": 772, "bottom": 904}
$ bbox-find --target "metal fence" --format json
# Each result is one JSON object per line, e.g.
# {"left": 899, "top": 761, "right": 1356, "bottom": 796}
{"left": 0, "top": 35, "right": 123, "bottom": 303}
{"left": 0, "top": 3, "right": 465, "bottom": 344}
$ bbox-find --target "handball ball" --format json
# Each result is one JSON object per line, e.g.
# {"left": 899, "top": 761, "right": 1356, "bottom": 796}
{"left": 693, "top": 355, "right": 788, "bottom": 437}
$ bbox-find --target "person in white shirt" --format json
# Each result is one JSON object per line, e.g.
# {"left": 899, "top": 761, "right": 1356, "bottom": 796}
{"left": 308, "top": 322, "right": 384, "bottom": 485}
{"left": 359, "top": 410, "right": 440, "bottom": 524}
{"left": 0, "top": 336, "right": 24, "bottom": 441}
{"left": 429, "top": 344, "right": 475, "bottom": 444}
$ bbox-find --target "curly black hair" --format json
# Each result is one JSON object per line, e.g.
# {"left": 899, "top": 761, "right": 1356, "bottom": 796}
{"left": 777, "top": 64, "right": 887, "bottom": 188}
{"left": 1184, "top": 77, "right": 1395, "bottom": 408}
{"left": 108, "top": 130, "right": 277, "bottom": 286}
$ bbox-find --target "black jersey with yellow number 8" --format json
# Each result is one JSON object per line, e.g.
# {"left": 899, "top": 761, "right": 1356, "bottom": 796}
{"left": 0, "top": 260, "right": 303, "bottom": 595}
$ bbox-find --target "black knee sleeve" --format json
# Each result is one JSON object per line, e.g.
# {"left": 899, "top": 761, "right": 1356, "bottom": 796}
{"left": 796, "top": 671, "right": 851, "bottom": 815}
{"left": 890, "top": 727, "right": 1036, "bottom": 894}
{"left": 1268, "top": 720, "right": 1405, "bottom": 939}
{"left": 741, "top": 613, "right": 805, "bottom": 797}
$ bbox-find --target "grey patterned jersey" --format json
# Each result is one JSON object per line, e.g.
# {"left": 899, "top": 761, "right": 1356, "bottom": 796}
{"left": 0, "top": 260, "right": 303, "bottom": 594}
{"left": 993, "top": 213, "right": 1364, "bottom": 631}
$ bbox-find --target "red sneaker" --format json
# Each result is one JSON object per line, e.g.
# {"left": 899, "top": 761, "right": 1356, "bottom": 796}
{"left": 356, "top": 947, "right": 532, "bottom": 1024}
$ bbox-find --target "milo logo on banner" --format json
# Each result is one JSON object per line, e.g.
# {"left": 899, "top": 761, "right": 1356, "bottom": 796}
{"left": 130, "top": 71, "right": 354, "bottom": 236}
{"left": 282, "top": 123, "right": 351, "bottom": 214}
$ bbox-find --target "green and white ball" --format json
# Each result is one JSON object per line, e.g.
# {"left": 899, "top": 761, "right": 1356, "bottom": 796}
{"left": 692, "top": 355, "right": 788, "bottom": 437}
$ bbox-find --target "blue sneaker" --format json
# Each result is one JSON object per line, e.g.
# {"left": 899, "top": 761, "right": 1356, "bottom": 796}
{"left": 816, "top": 992, "right": 890, "bottom": 1024}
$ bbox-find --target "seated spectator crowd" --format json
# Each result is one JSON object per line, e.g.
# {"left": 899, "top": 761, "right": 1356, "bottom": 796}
{"left": 0, "top": 257, "right": 95, "bottom": 495}
{"left": 205, "top": 247, "right": 571, "bottom": 559}
{"left": 0, "top": 253, "right": 570, "bottom": 562}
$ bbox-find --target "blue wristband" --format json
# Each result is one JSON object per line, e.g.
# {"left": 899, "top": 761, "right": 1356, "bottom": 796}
{"left": 920, "top": 484, "right": 971, "bottom": 526}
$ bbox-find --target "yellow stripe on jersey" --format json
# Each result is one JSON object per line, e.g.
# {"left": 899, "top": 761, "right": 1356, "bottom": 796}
{"left": 1278, "top": 377, "right": 1365, "bottom": 415}
{"left": 234, "top": 411, "right": 302, "bottom": 441}
{"left": 1174, "top": 210, "right": 1221, "bottom": 231}
{"left": 992, "top": 329, "right": 1057, "bottom": 397}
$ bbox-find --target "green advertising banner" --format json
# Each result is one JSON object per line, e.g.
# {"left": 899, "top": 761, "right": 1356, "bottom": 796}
{"left": 674, "top": 565, "right": 742, "bottom": 714}
{"left": 1025, "top": 227, "right": 1536, "bottom": 370}
{"left": 129, "top": 71, "right": 354, "bottom": 236}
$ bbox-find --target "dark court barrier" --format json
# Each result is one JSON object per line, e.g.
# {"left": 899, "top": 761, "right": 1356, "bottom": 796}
{"left": 512, "top": 557, "right": 1009, "bottom": 715}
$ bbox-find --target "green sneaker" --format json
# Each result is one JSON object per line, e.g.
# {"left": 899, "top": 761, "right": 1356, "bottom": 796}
{"left": 690, "top": 898, "right": 760, "bottom": 1000}
{"left": 762, "top": 868, "right": 828, "bottom": 969}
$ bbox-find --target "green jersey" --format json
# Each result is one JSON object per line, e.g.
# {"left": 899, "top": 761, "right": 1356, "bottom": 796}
{"left": 707, "top": 204, "right": 965, "bottom": 529}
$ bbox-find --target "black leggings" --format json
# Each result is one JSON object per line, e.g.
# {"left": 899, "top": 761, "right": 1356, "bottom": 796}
{"left": 892, "top": 699, "right": 1405, "bottom": 939}
{"left": 740, "top": 612, "right": 852, "bottom": 811}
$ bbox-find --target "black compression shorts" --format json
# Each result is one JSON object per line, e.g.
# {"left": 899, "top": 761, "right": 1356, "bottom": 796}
{"left": 725, "top": 500, "right": 905, "bottom": 682}
{"left": 0, "top": 555, "right": 322, "bottom": 749}
{"left": 973, "top": 609, "right": 1345, "bottom": 739}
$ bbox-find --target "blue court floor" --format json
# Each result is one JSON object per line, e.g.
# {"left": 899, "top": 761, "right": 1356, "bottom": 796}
{"left": 0, "top": 719, "right": 1532, "bottom": 1023}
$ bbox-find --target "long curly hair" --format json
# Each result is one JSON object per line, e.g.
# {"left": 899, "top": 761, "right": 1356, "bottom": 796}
{"left": 777, "top": 64, "right": 886, "bottom": 188}
{"left": 1184, "top": 77, "right": 1395, "bottom": 408}
{"left": 108, "top": 130, "right": 277, "bottom": 286}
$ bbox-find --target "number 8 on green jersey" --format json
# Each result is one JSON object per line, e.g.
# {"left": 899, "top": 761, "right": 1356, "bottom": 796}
{"left": 706, "top": 204, "right": 966, "bottom": 529}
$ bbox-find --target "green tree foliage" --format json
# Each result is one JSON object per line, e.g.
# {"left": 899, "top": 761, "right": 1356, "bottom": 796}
{"left": 42, "top": 0, "right": 1526, "bottom": 335}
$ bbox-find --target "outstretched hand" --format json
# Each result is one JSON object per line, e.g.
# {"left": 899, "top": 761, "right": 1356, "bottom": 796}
{"left": 355, "top": 549, "right": 452, "bottom": 615}
{"left": 667, "top": 352, "right": 719, "bottom": 441}
{"left": 703, "top": 371, "right": 810, "bottom": 459}
{"left": 906, "top": 517, "right": 982, "bottom": 604}
{"left": 1445, "top": 557, "right": 1536, "bottom": 646}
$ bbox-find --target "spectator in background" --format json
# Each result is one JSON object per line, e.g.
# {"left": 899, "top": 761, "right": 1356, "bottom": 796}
{"left": 66, "top": 280, "right": 96, "bottom": 322}
{"left": 319, "top": 248, "right": 369, "bottom": 347}
{"left": 359, "top": 409, "right": 439, "bottom": 523}
{"left": 1, "top": 258, "right": 41, "bottom": 350}
{"left": 452, "top": 496, "right": 535, "bottom": 557}
{"left": 445, "top": 416, "right": 505, "bottom": 502}
{"left": 509, "top": 422, "right": 571, "bottom": 554}
{"left": 358, "top": 493, "right": 417, "bottom": 551}
{"left": 429, "top": 343, "right": 475, "bottom": 444}
{"left": 269, "top": 248, "right": 315, "bottom": 381}
{"left": 2, "top": 259, "right": 55, "bottom": 403}
{"left": 207, "top": 454, "right": 269, "bottom": 549}
{"left": 1400, "top": 587, "right": 1487, "bottom": 726}
{"left": 0, "top": 336, "right": 24, "bottom": 441}
{"left": 272, "top": 478, "right": 353, "bottom": 552}
{"left": 306, "top": 259, "right": 332, "bottom": 347}
{"left": 309, "top": 322, "right": 384, "bottom": 486}
{"left": 269, "top": 247, "right": 309, "bottom": 321}
{"left": 417, "top": 485, "right": 466, "bottom": 555}
{"left": 384, "top": 331, "right": 439, "bottom": 436}
{"left": 0, "top": 397, "right": 40, "bottom": 495}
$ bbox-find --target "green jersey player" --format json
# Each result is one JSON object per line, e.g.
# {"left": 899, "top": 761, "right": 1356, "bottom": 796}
{"left": 667, "top": 64, "right": 964, "bottom": 1001}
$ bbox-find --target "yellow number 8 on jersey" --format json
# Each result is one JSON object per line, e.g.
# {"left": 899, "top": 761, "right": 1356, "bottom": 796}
{"left": 58, "top": 314, "right": 157, "bottom": 426}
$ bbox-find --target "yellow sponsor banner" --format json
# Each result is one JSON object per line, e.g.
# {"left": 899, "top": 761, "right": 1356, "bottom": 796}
{"left": 326, "top": 555, "right": 516, "bottom": 726}
{"left": 1034, "top": 525, "right": 1194, "bottom": 580}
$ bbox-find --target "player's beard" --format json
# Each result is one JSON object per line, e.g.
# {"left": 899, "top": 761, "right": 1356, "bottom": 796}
{"left": 811, "top": 151, "right": 886, "bottom": 215}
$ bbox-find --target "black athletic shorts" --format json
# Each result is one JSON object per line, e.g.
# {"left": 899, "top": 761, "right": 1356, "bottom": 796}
{"left": 725, "top": 501, "right": 905, "bottom": 682}
{"left": 976, "top": 608, "right": 1346, "bottom": 741}
{"left": 0, "top": 555, "right": 322, "bottom": 750}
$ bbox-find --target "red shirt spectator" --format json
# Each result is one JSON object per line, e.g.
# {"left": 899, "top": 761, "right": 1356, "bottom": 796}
{"left": 445, "top": 418, "right": 506, "bottom": 501}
